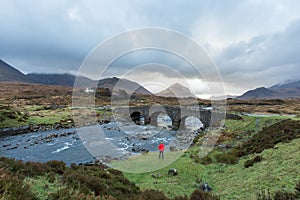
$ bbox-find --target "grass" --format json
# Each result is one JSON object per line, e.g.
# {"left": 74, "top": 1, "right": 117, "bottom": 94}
{"left": 122, "top": 116, "right": 300, "bottom": 199}
{"left": 0, "top": 105, "right": 72, "bottom": 128}
{"left": 123, "top": 138, "right": 300, "bottom": 199}
{"left": 1, "top": 102, "right": 300, "bottom": 199}
{"left": 0, "top": 105, "right": 113, "bottom": 128}
{"left": 25, "top": 176, "right": 62, "bottom": 200}
{"left": 110, "top": 151, "right": 184, "bottom": 173}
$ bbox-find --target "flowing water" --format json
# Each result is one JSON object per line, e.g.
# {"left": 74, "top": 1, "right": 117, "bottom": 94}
{"left": 0, "top": 116, "right": 202, "bottom": 165}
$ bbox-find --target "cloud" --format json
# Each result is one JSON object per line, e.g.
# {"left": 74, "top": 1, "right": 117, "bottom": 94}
{"left": 1, "top": 0, "right": 300, "bottom": 95}
{"left": 215, "top": 19, "right": 300, "bottom": 93}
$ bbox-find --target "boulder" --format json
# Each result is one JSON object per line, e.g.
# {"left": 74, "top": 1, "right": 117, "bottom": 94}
{"left": 151, "top": 173, "right": 163, "bottom": 179}
{"left": 200, "top": 183, "right": 212, "bottom": 192}
{"left": 168, "top": 168, "right": 178, "bottom": 176}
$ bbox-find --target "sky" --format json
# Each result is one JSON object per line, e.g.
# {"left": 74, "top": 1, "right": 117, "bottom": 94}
{"left": 1, "top": 0, "right": 300, "bottom": 98}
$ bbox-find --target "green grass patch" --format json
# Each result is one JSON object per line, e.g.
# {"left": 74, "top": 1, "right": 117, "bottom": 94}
{"left": 25, "top": 176, "right": 62, "bottom": 200}
{"left": 124, "top": 138, "right": 300, "bottom": 199}
{"left": 111, "top": 151, "right": 184, "bottom": 173}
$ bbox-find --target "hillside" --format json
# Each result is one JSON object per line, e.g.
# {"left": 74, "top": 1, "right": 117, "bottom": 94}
{"left": 98, "top": 77, "right": 152, "bottom": 95}
{"left": 270, "top": 80, "right": 300, "bottom": 98}
{"left": 0, "top": 59, "right": 32, "bottom": 83}
{"left": 236, "top": 80, "right": 300, "bottom": 100}
{"left": 26, "top": 73, "right": 97, "bottom": 88}
{"left": 0, "top": 157, "right": 218, "bottom": 200}
{"left": 125, "top": 116, "right": 300, "bottom": 199}
{"left": 156, "top": 83, "right": 196, "bottom": 98}
{"left": 236, "top": 87, "right": 279, "bottom": 100}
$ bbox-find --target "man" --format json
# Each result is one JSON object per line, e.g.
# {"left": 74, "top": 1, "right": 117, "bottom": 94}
{"left": 158, "top": 142, "right": 164, "bottom": 159}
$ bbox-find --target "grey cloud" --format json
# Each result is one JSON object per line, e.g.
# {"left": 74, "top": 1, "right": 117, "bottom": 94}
{"left": 216, "top": 19, "right": 300, "bottom": 89}
{"left": 1, "top": 1, "right": 300, "bottom": 95}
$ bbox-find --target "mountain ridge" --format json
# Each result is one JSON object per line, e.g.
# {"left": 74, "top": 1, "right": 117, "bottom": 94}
{"left": 0, "top": 59, "right": 151, "bottom": 95}
{"left": 236, "top": 80, "right": 300, "bottom": 100}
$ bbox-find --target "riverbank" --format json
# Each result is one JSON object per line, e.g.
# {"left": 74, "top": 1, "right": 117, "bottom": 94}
{"left": 0, "top": 104, "right": 113, "bottom": 137}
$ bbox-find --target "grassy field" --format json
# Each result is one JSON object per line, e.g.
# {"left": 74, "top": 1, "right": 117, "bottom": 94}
{"left": 122, "top": 116, "right": 300, "bottom": 199}
{"left": 0, "top": 105, "right": 73, "bottom": 128}
{"left": 124, "top": 139, "right": 300, "bottom": 199}
{"left": 0, "top": 105, "right": 113, "bottom": 128}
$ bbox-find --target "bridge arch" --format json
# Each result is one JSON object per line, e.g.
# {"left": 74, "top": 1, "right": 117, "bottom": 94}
{"left": 129, "top": 106, "right": 151, "bottom": 125}
{"left": 130, "top": 111, "right": 142, "bottom": 125}
{"left": 178, "top": 115, "right": 204, "bottom": 130}
{"left": 149, "top": 112, "right": 172, "bottom": 127}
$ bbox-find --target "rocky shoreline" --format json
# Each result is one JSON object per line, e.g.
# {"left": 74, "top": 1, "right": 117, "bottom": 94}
{"left": 0, "top": 119, "right": 112, "bottom": 137}
{"left": 0, "top": 123, "right": 75, "bottom": 137}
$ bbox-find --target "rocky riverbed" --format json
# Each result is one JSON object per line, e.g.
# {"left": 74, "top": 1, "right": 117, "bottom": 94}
{"left": 0, "top": 116, "right": 203, "bottom": 166}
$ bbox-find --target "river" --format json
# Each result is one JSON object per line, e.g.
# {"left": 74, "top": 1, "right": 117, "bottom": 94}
{"left": 0, "top": 115, "right": 202, "bottom": 166}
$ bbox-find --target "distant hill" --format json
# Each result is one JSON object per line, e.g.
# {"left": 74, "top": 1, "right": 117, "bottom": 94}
{"left": 0, "top": 59, "right": 32, "bottom": 83}
{"left": 27, "top": 73, "right": 96, "bottom": 87}
{"left": 156, "top": 83, "right": 196, "bottom": 98}
{"left": 236, "top": 80, "right": 300, "bottom": 100}
{"left": 236, "top": 87, "right": 279, "bottom": 100}
{"left": 98, "top": 77, "right": 152, "bottom": 95}
{"left": 210, "top": 95, "right": 237, "bottom": 100}
{"left": 26, "top": 74, "right": 152, "bottom": 95}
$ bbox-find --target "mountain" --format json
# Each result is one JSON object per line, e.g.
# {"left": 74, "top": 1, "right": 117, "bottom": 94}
{"left": 0, "top": 59, "right": 32, "bottom": 83}
{"left": 98, "top": 77, "right": 152, "bottom": 95}
{"left": 236, "top": 80, "right": 300, "bottom": 100}
{"left": 156, "top": 83, "right": 196, "bottom": 98}
{"left": 269, "top": 80, "right": 300, "bottom": 89}
{"left": 26, "top": 73, "right": 96, "bottom": 87}
{"left": 26, "top": 74, "right": 152, "bottom": 95}
{"left": 236, "top": 87, "right": 279, "bottom": 100}
{"left": 270, "top": 80, "right": 300, "bottom": 98}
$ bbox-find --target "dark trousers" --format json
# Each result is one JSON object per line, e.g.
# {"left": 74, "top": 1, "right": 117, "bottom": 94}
{"left": 159, "top": 151, "right": 164, "bottom": 159}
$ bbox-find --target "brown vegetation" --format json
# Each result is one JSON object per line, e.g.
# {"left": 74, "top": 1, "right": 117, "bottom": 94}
{"left": 237, "top": 119, "right": 300, "bottom": 157}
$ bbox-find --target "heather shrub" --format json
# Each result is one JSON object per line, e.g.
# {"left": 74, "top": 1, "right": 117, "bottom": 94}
{"left": 0, "top": 168, "right": 38, "bottom": 200}
{"left": 237, "top": 119, "right": 300, "bottom": 157}
{"left": 214, "top": 149, "right": 239, "bottom": 165}
{"left": 45, "top": 160, "right": 66, "bottom": 174}
{"left": 138, "top": 189, "right": 169, "bottom": 200}
{"left": 190, "top": 189, "right": 219, "bottom": 200}
{"left": 199, "top": 155, "right": 213, "bottom": 165}
{"left": 244, "top": 155, "right": 263, "bottom": 168}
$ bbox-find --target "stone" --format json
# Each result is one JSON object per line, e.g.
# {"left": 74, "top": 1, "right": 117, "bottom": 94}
{"left": 169, "top": 146, "right": 178, "bottom": 152}
{"left": 200, "top": 183, "right": 212, "bottom": 192}
{"left": 168, "top": 168, "right": 178, "bottom": 176}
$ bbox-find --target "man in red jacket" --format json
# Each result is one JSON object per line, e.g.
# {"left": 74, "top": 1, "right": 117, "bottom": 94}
{"left": 158, "top": 142, "right": 164, "bottom": 159}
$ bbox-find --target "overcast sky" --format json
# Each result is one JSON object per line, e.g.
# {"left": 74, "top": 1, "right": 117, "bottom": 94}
{"left": 1, "top": 0, "right": 300, "bottom": 97}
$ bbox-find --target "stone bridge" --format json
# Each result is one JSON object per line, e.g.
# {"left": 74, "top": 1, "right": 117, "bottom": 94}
{"left": 113, "top": 105, "right": 226, "bottom": 130}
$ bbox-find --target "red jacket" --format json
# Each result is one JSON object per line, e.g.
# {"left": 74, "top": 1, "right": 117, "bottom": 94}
{"left": 158, "top": 143, "right": 164, "bottom": 151}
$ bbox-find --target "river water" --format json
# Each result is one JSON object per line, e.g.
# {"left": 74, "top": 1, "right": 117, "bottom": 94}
{"left": 0, "top": 116, "right": 203, "bottom": 166}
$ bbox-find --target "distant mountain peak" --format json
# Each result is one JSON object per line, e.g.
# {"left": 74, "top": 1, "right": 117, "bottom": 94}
{"left": 98, "top": 77, "right": 152, "bottom": 95}
{"left": 156, "top": 83, "right": 196, "bottom": 98}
